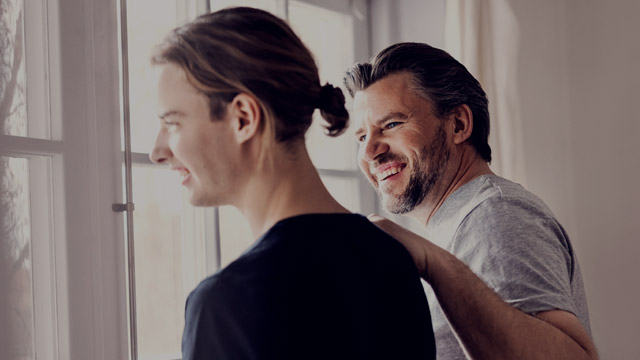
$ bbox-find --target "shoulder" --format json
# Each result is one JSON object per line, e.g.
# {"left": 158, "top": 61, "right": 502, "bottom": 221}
{"left": 452, "top": 181, "right": 572, "bottom": 262}
{"left": 271, "top": 213, "right": 418, "bottom": 274}
{"left": 447, "top": 176, "right": 576, "bottom": 275}
{"left": 185, "top": 273, "right": 231, "bottom": 317}
{"left": 269, "top": 213, "right": 401, "bottom": 249}
{"left": 447, "top": 175, "right": 565, "bottom": 243}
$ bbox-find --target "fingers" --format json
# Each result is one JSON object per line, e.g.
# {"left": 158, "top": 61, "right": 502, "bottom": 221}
{"left": 366, "top": 213, "right": 430, "bottom": 277}
{"left": 367, "top": 213, "right": 385, "bottom": 222}
{"left": 367, "top": 213, "right": 397, "bottom": 234}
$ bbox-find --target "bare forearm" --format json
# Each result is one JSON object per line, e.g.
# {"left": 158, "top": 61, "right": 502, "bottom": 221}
{"left": 367, "top": 215, "right": 597, "bottom": 359}
{"left": 428, "top": 247, "right": 598, "bottom": 360}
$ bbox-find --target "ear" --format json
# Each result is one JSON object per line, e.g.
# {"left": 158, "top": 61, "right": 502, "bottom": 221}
{"left": 450, "top": 104, "right": 473, "bottom": 145}
{"left": 229, "top": 93, "right": 262, "bottom": 144}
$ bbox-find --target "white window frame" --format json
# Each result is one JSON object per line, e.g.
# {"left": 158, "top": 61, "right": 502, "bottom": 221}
{"left": 1, "top": 0, "right": 128, "bottom": 359}
{"left": 118, "top": 1, "right": 373, "bottom": 359}
{"left": 3, "top": 0, "right": 374, "bottom": 359}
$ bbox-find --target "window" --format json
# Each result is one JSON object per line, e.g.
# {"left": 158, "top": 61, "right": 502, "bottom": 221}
{"left": 1, "top": 1, "right": 59, "bottom": 359}
{"left": 122, "top": 1, "right": 213, "bottom": 359}
{"left": 122, "top": 1, "right": 371, "bottom": 359}
{"left": 2, "top": 0, "right": 372, "bottom": 359}
{"left": 1, "top": 0, "right": 126, "bottom": 359}
{"left": 207, "top": 0, "right": 374, "bottom": 265}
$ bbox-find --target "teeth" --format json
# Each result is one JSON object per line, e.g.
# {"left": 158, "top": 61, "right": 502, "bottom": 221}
{"left": 377, "top": 166, "right": 402, "bottom": 181}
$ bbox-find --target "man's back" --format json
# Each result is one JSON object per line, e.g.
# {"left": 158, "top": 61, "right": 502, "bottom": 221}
{"left": 182, "top": 213, "right": 435, "bottom": 359}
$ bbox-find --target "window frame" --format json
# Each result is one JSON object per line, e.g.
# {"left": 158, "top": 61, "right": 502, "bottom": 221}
{"left": 2, "top": 0, "right": 374, "bottom": 359}
{"left": 119, "top": 1, "right": 373, "bottom": 358}
{"left": 1, "top": 0, "right": 128, "bottom": 359}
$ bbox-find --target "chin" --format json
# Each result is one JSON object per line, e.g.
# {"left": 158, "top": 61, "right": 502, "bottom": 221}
{"left": 379, "top": 194, "right": 413, "bottom": 215}
{"left": 189, "top": 191, "right": 228, "bottom": 208}
{"left": 188, "top": 193, "right": 212, "bottom": 207}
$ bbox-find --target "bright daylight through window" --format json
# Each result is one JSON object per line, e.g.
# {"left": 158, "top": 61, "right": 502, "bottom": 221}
{"left": 123, "top": 1, "right": 368, "bottom": 359}
{"left": 2, "top": 0, "right": 58, "bottom": 359}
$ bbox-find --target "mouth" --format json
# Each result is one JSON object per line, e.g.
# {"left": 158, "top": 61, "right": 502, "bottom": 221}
{"left": 175, "top": 168, "right": 191, "bottom": 185}
{"left": 374, "top": 163, "right": 406, "bottom": 182}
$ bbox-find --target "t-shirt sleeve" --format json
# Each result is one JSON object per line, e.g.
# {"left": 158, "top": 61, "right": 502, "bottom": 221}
{"left": 451, "top": 196, "right": 577, "bottom": 316}
{"left": 182, "top": 277, "right": 253, "bottom": 360}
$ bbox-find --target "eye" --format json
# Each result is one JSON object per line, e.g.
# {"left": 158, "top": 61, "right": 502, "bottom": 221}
{"left": 357, "top": 134, "right": 367, "bottom": 143}
{"left": 385, "top": 121, "right": 401, "bottom": 129}
{"left": 162, "top": 119, "right": 179, "bottom": 128}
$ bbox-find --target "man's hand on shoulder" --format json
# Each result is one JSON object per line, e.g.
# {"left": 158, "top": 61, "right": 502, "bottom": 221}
{"left": 367, "top": 214, "right": 434, "bottom": 281}
{"left": 367, "top": 213, "right": 598, "bottom": 360}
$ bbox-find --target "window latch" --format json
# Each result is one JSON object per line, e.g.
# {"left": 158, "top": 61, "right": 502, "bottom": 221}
{"left": 112, "top": 202, "right": 135, "bottom": 212}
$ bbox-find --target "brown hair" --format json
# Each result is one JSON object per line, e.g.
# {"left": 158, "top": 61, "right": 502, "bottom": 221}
{"left": 344, "top": 42, "right": 492, "bottom": 163}
{"left": 152, "top": 6, "right": 349, "bottom": 146}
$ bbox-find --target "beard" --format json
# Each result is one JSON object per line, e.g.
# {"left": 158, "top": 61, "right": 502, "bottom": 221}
{"left": 379, "top": 125, "right": 450, "bottom": 214}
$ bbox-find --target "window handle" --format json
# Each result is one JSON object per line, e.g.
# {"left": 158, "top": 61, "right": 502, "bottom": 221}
{"left": 112, "top": 202, "right": 135, "bottom": 212}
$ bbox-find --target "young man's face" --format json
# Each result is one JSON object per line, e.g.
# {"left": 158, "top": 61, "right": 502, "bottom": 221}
{"left": 352, "top": 72, "right": 452, "bottom": 214}
{"left": 150, "top": 64, "right": 240, "bottom": 206}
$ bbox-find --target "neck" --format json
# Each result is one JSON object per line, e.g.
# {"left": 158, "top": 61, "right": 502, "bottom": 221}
{"left": 235, "top": 142, "right": 349, "bottom": 238}
{"left": 410, "top": 144, "right": 494, "bottom": 226}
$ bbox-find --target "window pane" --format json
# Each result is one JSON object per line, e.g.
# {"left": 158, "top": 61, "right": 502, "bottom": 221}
{"left": 1, "top": 0, "right": 28, "bottom": 137}
{"left": 0, "top": 156, "right": 34, "bottom": 360}
{"left": 289, "top": 1, "right": 358, "bottom": 171}
{"left": 219, "top": 205, "right": 255, "bottom": 267}
{"left": 132, "top": 165, "right": 207, "bottom": 359}
{"left": 321, "top": 175, "right": 361, "bottom": 213}
{"left": 1, "top": 0, "right": 50, "bottom": 139}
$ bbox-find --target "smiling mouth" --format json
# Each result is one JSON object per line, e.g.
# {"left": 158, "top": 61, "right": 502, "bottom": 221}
{"left": 376, "top": 164, "right": 405, "bottom": 181}
{"left": 178, "top": 169, "right": 191, "bottom": 184}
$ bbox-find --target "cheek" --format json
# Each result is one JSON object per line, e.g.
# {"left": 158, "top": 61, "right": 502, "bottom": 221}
{"left": 358, "top": 159, "right": 367, "bottom": 174}
{"left": 168, "top": 131, "right": 199, "bottom": 161}
{"left": 167, "top": 134, "right": 182, "bottom": 155}
{"left": 356, "top": 149, "right": 368, "bottom": 172}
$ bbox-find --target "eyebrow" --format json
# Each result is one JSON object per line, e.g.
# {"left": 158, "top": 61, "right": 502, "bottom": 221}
{"left": 354, "top": 111, "right": 409, "bottom": 137}
{"left": 158, "top": 110, "right": 186, "bottom": 120}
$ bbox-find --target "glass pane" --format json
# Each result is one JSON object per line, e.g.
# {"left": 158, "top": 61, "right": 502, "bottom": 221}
{"left": 1, "top": 0, "right": 28, "bottom": 137}
{"left": 219, "top": 206, "right": 255, "bottom": 268}
{"left": 321, "top": 175, "right": 361, "bottom": 213}
{"left": 289, "top": 1, "right": 358, "bottom": 171}
{"left": 128, "top": 0, "right": 197, "bottom": 154}
{"left": 132, "top": 165, "right": 207, "bottom": 360}
{"left": 0, "top": 156, "right": 34, "bottom": 360}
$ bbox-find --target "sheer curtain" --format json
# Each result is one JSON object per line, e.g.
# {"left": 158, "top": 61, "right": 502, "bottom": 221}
{"left": 444, "top": 0, "right": 526, "bottom": 185}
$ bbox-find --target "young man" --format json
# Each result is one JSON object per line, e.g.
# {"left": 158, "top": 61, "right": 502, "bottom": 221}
{"left": 149, "top": 9, "right": 435, "bottom": 359}
{"left": 345, "top": 42, "right": 598, "bottom": 359}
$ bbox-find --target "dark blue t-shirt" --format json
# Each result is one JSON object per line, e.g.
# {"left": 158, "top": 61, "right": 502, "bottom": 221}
{"left": 182, "top": 213, "right": 435, "bottom": 359}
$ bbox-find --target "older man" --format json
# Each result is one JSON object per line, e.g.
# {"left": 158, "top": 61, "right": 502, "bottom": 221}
{"left": 345, "top": 42, "right": 597, "bottom": 359}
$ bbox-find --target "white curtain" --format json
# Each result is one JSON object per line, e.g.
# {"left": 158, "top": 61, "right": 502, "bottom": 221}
{"left": 444, "top": 0, "right": 527, "bottom": 185}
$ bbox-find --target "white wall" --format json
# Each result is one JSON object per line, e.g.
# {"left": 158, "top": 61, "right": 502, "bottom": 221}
{"left": 565, "top": 1, "right": 640, "bottom": 358}
{"left": 370, "top": 0, "right": 446, "bottom": 56}
{"left": 372, "top": 0, "right": 640, "bottom": 358}
{"left": 513, "top": 1, "right": 640, "bottom": 358}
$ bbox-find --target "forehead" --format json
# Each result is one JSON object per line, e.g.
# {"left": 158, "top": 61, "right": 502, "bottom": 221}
{"left": 155, "top": 63, "right": 208, "bottom": 114}
{"left": 352, "top": 72, "right": 431, "bottom": 127}
{"left": 156, "top": 64, "right": 200, "bottom": 96}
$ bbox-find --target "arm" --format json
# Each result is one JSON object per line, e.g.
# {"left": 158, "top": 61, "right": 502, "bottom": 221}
{"left": 368, "top": 214, "right": 598, "bottom": 360}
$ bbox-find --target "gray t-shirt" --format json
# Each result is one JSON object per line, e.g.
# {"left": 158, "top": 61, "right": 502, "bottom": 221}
{"left": 423, "top": 175, "right": 591, "bottom": 359}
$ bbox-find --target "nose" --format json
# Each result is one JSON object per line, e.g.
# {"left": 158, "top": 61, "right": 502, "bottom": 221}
{"left": 361, "top": 132, "right": 390, "bottom": 163}
{"left": 150, "top": 128, "right": 171, "bottom": 164}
